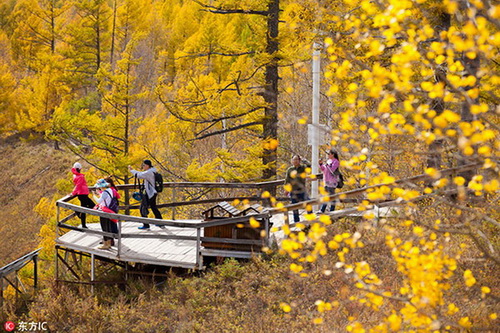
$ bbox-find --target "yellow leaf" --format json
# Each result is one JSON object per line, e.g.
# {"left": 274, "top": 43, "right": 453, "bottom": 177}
{"left": 458, "top": 317, "right": 472, "bottom": 328}
{"left": 249, "top": 217, "right": 260, "bottom": 228}
{"left": 280, "top": 302, "right": 292, "bottom": 313}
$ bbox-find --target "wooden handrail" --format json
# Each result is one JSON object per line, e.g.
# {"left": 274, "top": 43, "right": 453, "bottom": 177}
{"left": 57, "top": 199, "right": 272, "bottom": 228}
{"left": 114, "top": 179, "right": 287, "bottom": 191}
{"left": 57, "top": 162, "right": 482, "bottom": 229}
{"left": 56, "top": 201, "right": 201, "bottom": 228}
{"left": 0, "top": 249, "right": 42, "bottom": 277}
{"left": 268, "top": 162, "right": 482, "bottom": 214}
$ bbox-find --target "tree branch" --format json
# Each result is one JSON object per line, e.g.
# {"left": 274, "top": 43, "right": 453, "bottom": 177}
{"left": 190, "top": 121, "right": 262, "bottom": 141}
{"left": 193, "top": 0, "right": 268, "bottom": 16}
{"left": 176, "top": 51, "right": 255, "bottom": 59}
{"left": 159, "top": 93, "right": 263, "bottom": 124}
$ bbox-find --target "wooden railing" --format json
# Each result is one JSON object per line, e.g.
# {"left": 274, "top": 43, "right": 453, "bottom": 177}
{"left": 0, "top": 248, "right": 41, "bottom": 309}
{"left": 56, "top": 189, "right": 272, "bottom": 269}
{"left": 56, "top": 162, "right": 481, "bottom": 267}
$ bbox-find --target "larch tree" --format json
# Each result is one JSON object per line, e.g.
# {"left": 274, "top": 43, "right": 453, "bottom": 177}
{"left": 5, "top": 0, "right": 68, "bottom": 137}
{"left": 9, "top": 0, "right": 66, "bottom": 67}
{"left": 157, "top": 0, "right": 282, "bottom": 185}
{"left": 0, "top": 32, "right": 18, "bottom": 134}
{"left": 61, "top": 0, "right": 111, "bottom": 91}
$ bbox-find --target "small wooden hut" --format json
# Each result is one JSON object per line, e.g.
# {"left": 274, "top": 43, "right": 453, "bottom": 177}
{"left": 202, "top": 202, "right": 265, "bottom": 251}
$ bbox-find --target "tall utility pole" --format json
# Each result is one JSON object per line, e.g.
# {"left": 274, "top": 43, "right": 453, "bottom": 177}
{"left": 310, "top": 42, "right": 321, "bottom": 200}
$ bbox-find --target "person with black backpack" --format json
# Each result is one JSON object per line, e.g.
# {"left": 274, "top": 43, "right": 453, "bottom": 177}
{"left": 128, "top": 160, "right": 163, "bottom": 229}
{"left": 93, "top": 179, "right": 119, "bottom": 250}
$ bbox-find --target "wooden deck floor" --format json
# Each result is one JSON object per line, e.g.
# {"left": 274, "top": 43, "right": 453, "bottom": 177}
{"left": 56, "top": 221, "right": 203, "bottom": 269}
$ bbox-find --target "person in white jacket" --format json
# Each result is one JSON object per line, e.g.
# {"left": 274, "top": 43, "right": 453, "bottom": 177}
{"left": 128, "top": 160, "right": 163, "bottom": 229}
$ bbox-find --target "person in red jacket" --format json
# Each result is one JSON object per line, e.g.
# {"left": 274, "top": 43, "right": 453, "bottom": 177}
{"left": 71, "top": 162, "right": 95, "bottom": 229}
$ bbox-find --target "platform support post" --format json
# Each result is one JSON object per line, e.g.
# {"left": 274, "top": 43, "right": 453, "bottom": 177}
{"left": 264, "top": 216, "right": 270, "bottom": 248}
{"left": 91, "top": 254, "right": 95, "bottom": 295}
{"left": 55, "top": 246, "right": 59, "bottom": 287}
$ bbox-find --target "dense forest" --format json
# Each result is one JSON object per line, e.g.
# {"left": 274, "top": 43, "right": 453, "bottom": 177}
{"left": 0, "top": 0, "right": 499, "bottom": 331}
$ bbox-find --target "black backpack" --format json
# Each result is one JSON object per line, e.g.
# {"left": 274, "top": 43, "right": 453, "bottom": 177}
{"left": 334, "top": 168, "right": 344, "bottom": 189}
{"left": 106, "top": 189, "right": 119, "bottom": 213}
{"left": 154, "top": 172, "right": 163, "bottom": 193}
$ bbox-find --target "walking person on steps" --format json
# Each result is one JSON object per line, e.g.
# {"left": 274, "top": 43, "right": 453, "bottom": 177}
{"left": 128, "top": 160, "right": 163, "bottom": 230}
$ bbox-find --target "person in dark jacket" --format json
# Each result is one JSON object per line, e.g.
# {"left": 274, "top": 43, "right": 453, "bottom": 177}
{"left": 71, "top": 162, "right": 94, "bottom": 229}
{"left": 284, "top": 155, "right": 312, "bottom": 223}
{"left": 129, "top": 160, "right": 163, "bottom": 229}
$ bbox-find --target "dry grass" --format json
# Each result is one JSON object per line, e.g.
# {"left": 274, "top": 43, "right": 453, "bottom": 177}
{"left": 0, "top": 137, "right": 74, "bottom": 266}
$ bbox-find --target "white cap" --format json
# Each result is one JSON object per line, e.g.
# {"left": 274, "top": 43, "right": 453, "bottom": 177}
{"left": 73, "top": 162, "right": 82, "bottom": 170}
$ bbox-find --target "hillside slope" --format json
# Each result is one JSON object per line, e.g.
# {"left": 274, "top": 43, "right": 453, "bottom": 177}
{"left": 0, "top": 138, "right": 73, "bottom": 266}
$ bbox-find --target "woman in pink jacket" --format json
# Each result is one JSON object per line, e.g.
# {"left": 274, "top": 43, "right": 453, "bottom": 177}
{"left": 319, "top": 150, "right": 340, "bottom": 213}
{"left": 71, "top": 162, "right": 95, "bottom": 229}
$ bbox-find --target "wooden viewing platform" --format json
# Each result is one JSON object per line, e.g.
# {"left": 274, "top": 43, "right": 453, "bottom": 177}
{"left": 57, "top": 222, "right": 202, "bottom": 269}
{"left": 54, "top": 163, "right": 479, "bottom": 286}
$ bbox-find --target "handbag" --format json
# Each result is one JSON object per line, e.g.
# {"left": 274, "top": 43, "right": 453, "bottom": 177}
{"left": 132, "top": 175, "right": 143, "bottom": 201}
{"left": 334, "top": 168, "right": 344, "bottom": 189}
{"left": 132, "top": 191, "right": 142, "bottom": 201}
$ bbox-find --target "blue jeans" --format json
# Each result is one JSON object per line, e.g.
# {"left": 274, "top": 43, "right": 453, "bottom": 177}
{"left": 320, "top": 186, "right": 336, "bottom": 212}
{"left": 291, "top": 192, "right": 311, "bottom": 223}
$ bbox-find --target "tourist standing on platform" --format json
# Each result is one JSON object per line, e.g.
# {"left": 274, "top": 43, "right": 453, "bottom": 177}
{"left": 318, "top": 149, "right": 340, "bottom": 213}
{"left": 93, "top": 179, "right": 118, "bottom": 250}
{"left": 284, "top": 155, "right": 312, "bottom": 223}
{"left": 71, "top": 162, "right": 95, "bottom": 229}
{"left": 128, "top": 160, "right": 163, "bottom": 229}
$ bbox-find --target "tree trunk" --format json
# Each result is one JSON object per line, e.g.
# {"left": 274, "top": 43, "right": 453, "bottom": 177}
{"left": 262, "top": 0, "right": 279, "bottom": 184}
{"left": 458, "top": 54, "right": 480, "bottom": 183}
{"left": 110, "top": 0, "right": 117, "bottom": 67}
{"left": 426, "top": 11, "right": 450, "bottom": 172}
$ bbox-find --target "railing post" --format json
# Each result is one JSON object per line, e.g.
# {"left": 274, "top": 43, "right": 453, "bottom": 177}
{"left": 33, "top": 255, "right": 38, "bottom": 290}
{"left": 172, "top": 187, "right": 177, "bottom": 220}
{"left": 0, "top": 275, "right": 3, "bottom": 311}
{"left": 196, "top": 227, "right": 202, "bottom": 270}
{"left": 56, "top": 204, "right": 60, "bottom": 238}
{"left": 14, "top": 270, "right": 18, "bottom": 304}
{"left": 117, "top": 220, "right": 122, "bottom": 258}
